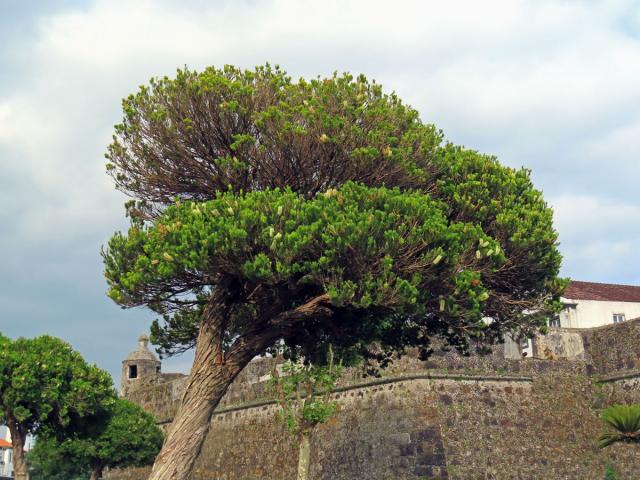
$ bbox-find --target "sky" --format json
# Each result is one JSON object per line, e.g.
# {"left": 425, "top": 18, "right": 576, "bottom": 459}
{"left": 0, "top": 0, "right": 639, "bottom": 382}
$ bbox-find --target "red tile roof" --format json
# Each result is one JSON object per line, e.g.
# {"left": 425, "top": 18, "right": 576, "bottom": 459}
{"left": 0, "top": 439, "right": 11, "bottom": 449}
{"left": 564, "top": 280, "right": 640, "bottom": 303}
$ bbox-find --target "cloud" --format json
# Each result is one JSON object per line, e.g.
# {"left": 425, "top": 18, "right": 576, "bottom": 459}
{"left": 0, "top": 0, "right": 639, "bottom": 379}
{"left": 551, "top": 194, "right": 640, "bottom": 284}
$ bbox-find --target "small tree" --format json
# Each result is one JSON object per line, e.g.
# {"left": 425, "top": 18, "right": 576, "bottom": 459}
{"left": 28, "top": 435, "right": 89, "bottom": 480}
{"left": 103, "top": 65, "right": 564, "bottom": 479}
{"left": 270, "top": 348, "right": 341, "bottom": 480}
{"left": 599, "top": 404, "right": 640, "bottom": 448}
{"left": 0, "top": 334, "right": 115, "bottom": 480}
{"left": 28, "top": 398, "right": 163, "bottom": 480}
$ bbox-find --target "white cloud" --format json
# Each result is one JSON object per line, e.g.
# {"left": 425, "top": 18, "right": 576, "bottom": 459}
{"left": 1, "top": 0, "right": 639, "bottom": 259}
{"left": 1, "top": 0, "right": 640, "bottom": 377}
{"left": 551, "top": 194, "right": 640, "bottom": 283}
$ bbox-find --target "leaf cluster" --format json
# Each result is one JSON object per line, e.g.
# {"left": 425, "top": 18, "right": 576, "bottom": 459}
{"left": 599, "top": 404, "right": 640, "bottom": 448}
{"left": 0, "top": 334, "right": 116, "bottom": 438}
{"left": 28, "top": 398, "right": 163, "bottom": 478}
{"left": 106, "top": 64, "right": 439, "bottom": 209}
{"left": 269, "top": 350, "right": 342, "bottom": 436}
{"left": 105, "top": 182, "right": 509, "bottom": 360}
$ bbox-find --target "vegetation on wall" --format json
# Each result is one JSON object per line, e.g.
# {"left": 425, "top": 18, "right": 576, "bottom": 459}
{"left": 599, "top": 404, "right": 640, "bottom": 448}
{"left": 269, "top": 347, "right": 342, "bottom": 480}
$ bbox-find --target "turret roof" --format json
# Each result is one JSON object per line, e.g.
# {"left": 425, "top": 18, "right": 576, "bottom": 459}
{"left": 124, "top": 334, "right": 160, "bottom": 363}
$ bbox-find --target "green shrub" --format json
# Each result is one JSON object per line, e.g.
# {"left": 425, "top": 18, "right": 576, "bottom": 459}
{"left": 599, "top": 404, "right": 640, "bottom": 448}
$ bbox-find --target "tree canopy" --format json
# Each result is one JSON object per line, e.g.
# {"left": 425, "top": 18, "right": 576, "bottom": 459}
{"left": 105, "top": 65, "right": 563, "bottom": 363}
{"left": 28, "top": 398, "right": 163, "bottom": 480}
{"left": 0, "top": 334, "right": 116, "bottom": 480}
{"left": 102, "top": 64, "right": 564, "bottom": 479}
{"left": 105, "top": 181, "right": 518, "bottom": 361}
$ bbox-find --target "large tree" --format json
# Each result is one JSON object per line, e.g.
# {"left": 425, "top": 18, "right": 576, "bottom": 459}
{"left": 103, "top": 65, "right": 564, "bottom": 479}
{"left": 0, "top": 334, "right": 115, "bottom": 480}
{"left": 28, "top": 398, "right": 163, "bottom": 480}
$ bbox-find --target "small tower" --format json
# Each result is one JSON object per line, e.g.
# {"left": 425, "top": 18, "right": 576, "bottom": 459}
{"left": 121, "top": 334, "right": 161, "bottom": 395}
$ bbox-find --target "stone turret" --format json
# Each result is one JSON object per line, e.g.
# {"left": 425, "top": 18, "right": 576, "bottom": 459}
{"left": 121, "top": 334, "right": 161, "bottom": 395}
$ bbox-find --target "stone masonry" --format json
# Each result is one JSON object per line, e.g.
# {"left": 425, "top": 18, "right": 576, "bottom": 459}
{"left": 107, "top": 319, "right": 640, "bottom": 480}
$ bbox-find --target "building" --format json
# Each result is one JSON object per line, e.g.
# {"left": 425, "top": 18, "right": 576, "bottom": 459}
{"left": 120, "top": 334, "right": 162, "bottom": 395}
{"left": 554, "top": 280, "right": 640, "bottom": 329}
{"left": 0, "top": 435, "right": 12, "bottom": 478}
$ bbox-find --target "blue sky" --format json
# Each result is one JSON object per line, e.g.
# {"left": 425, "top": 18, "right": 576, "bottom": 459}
{"left": 0, "top": 0, "right": 639, "bottom": 382}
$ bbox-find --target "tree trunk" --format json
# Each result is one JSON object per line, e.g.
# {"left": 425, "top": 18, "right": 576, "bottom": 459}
{"left": 89, "top": 465, "right": 103, "bottom": 480}
{"left": 6, "top": 414, "right": 27, "bottom": 480}
{"left": 147, "top": 294, "right": 331, "bottom": 480}
{"left": 297, "top": 433, "right": 311, "bottom": 480}
{"left": 147, "top": 312, "right": 252, "bottom": 480}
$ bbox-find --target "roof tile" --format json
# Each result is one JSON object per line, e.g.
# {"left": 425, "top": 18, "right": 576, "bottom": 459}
{"left": 564, "top": 280, "right": 640, "bottom": 303}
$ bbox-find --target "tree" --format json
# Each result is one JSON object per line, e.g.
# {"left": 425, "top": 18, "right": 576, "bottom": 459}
{"left": 28, "top": 435, "right": 89, "bottom": 480}
{"left": 599, "top": 404, "right": 640, "bottom": 448}
{"left": 269, "top": 348, "right": 341, "bottom": 480}
{"left": 103, "top": 65, "right": 564, "bottom": 479}
{"left": 28, "top": 398, "right": 163, "bottom": 480}
{"left": 0, "top": 334, "right": 115, "bottom": 480}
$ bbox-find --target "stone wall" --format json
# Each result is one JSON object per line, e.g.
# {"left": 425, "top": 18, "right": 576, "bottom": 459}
{"left": 580, "top": 318, "right": 640, "bottom": 373}
{"left": 108, "top": 372, "right": 640, "bottom": 480}
{"left": 108, "top": 321, "right": 640, "bottom": 480}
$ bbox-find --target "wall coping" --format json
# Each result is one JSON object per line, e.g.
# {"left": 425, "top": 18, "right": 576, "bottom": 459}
{"left": 597, "top": 369, "right": 640, "bottom": 383}
{"left": 156, "top": 371, "right": 534, "bottom": 425}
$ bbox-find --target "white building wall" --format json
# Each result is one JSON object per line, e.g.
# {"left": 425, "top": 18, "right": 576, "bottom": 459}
{"left": 0, "top": 426, "right": 12, "bottom": 476}
{"left": 559, "top": 298, "right": 640, "bottom": 328}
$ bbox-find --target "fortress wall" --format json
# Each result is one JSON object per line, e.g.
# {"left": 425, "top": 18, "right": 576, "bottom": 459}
{"left": 124, "top": 346, "right": 590, "bottom": 426}
{"left": 110, "top": 322, "right": 640, "bottom": 479}
{"left": 108, "top": 372, "right": 640, "bottom": 480}
{"left": 600, "top": 373, "right": 640, "bottom": 405}
{"left": 579, "top": 317, "right": 640, "bottom": 374}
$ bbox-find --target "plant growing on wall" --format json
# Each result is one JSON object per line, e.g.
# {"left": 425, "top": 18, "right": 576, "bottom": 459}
{"left": 269, "top": 347, "right": 342, "bottom": 480}
{"left": 28, "top": 398, "right": 163, "bottom": 480}
{"left": 603, "top": 463, "right": 621, "bottom": 480}
{"left": 598, "top": 404, "right": 640, "bottom": 448}
{"left": 103, "top": 64, "right": 564, "bottom": 479}
{"left": 0, "top": 334, "right": 116, "bottom": 480}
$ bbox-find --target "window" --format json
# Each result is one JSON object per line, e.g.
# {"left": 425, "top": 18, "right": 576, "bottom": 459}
{"left": 128, "top": 364, "right": 138, "bottom": 379}
{"left": 613, "top": 313, "right": 626, "bottom": 323}
{"left": 549, "top": 317, "right": 561, "bottom": 328}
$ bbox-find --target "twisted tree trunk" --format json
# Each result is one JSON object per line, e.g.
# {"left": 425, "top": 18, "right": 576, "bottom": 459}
{"left": 147, "top": 312, "right": 248, "bottom": 480}
{"left": 147, "top": 294, "right": 330, "bottom": 480}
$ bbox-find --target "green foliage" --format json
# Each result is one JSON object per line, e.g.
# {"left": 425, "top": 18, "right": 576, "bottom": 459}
{"left": 106, "top": 182, "right": 501, "bottom": 313}
{"left": 28, "top": 435, "right": 89, "bottom": 480}
{"left": 269, "top": 349, "right": 342, "bottom": 436}
{"left": 103, "top": 64, "right": 564, "bottom": 365}
{"left": 28, "top": 398, "right": 163, "bottom": 477}
{"left": 106, "top": 64, "right": 440, "bottom": 205}
{"left": 0, "top": 333, "right": 116, "bottom": 437}
{"left": 599, "top": 404, "right": 640, "bottom": 448}
{"left": 604, "top": 463, "right": 620, "bottom": 480}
